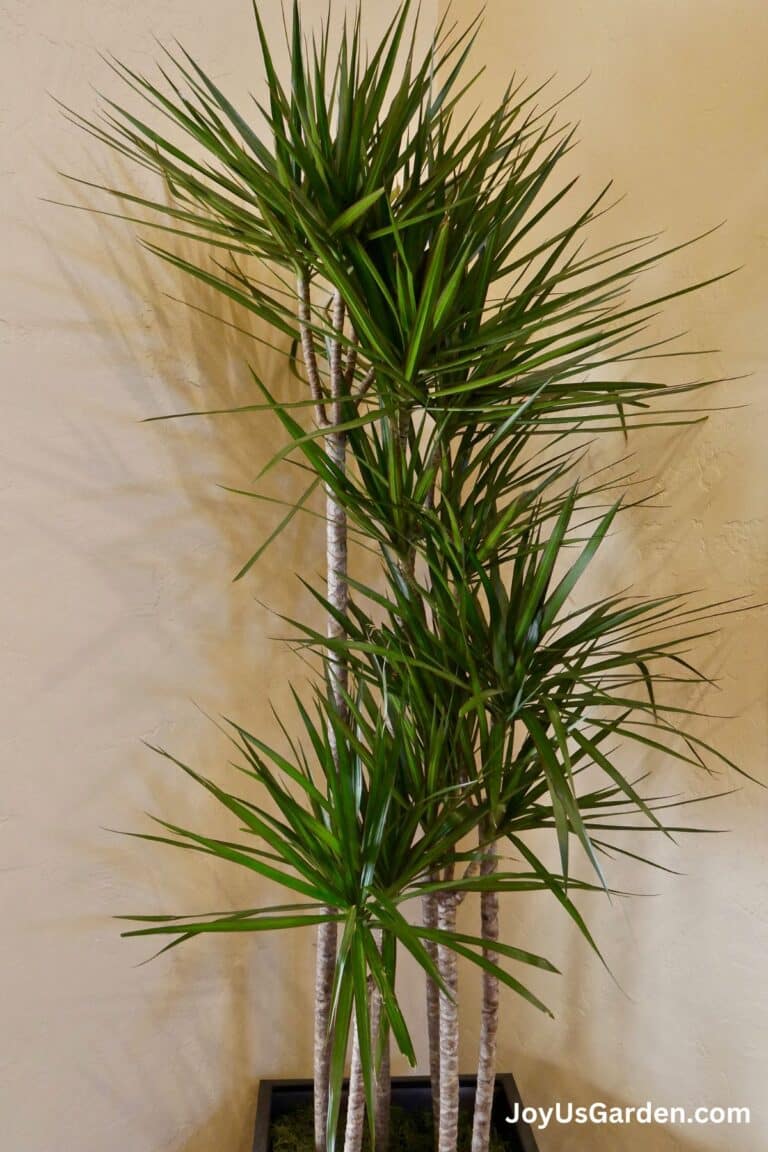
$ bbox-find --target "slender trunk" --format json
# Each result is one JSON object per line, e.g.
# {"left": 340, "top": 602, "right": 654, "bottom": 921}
{"left": 344, "top": 936, "right": 391, "bottom": 1152}
{"left": 436, "top": 886, "right": 460, "bottom": 1152}
{"left": 423, "top": 876, "right": 441, "bottom": 1140}
{"left": 299, "top": 276, "right": 348, "bottom": 1152}
{"left": 471, "top": 837, "right": 499, "bottom": 1152}
{"left": 325, "top": 421, "right": 348, "bottom": 715}
{"left": 314, "top": 918, "right": 338, "bottom": 1152}
{"left": 397, "top": 406, "right": 410, "bottom": 457}
{"left": 372, "top": 981, "right": 391, "bottom": 1152}
{"left": 343, "top": 997, "right": 390, "bottom": 1152}
{"left": 394, "top": 407, "right": 417, "bottom": 583}
{"left": 420, "top": 438, "right": 442, "bottom": 1148}
{"left": 343, "top": 1018, "right": 365, "bottom": 1152}
{"left": 372, "top": 931, "right": 392, "bottom": 1152}
{"left": 297, "top": 274, "right": 329, "bottom": 431}
{"left": 325, "top": 290, "right": 349, "bottom": 719}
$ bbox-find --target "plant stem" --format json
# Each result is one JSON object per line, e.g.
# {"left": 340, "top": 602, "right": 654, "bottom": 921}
{"left": 421, "top": 443, "right": 442, "bottom": 1148}
{"left": 470, "top": 836, "right": 499, "bottom": 1152}
{"left": 374, "top": 1014, "right": 391, "bottom": 1152}
{"left": 343, "top": 1017, "right": 365, "bottom": 1152}
{"left": 325, "top": 291, "right": 349, "bottom": 719}
{"left": 314, "top": 918, "right": 337, "bottom": 1152}
{"left": 301, "top": 278, "right": 348, "bottom": 1152}
{"left": 437, "top": 882, "right": 459, "bottom": 1152}
{"left": 371, "top": 927, "right": 391, "bottom": 1152}
{"left": 345, "top": 930, "right": 391, "bottom": 1152}
{"left": 423, "top": 876, "right": 441, "bottom": 1142}
{"left": 297, "top": 273, "right": 329, "bottom": 430}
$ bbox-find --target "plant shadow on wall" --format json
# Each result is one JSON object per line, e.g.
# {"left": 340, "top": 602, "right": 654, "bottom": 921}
{"left": 53, "top": 164, "right": 323, "bottom": 1148}
{"left": 55, "top": 4, "right": 764, "bottom": 1152}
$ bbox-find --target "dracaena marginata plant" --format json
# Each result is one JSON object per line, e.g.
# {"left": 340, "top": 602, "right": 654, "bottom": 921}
{"left": 59, "top": 4, "right": 755, "bottom": 1152}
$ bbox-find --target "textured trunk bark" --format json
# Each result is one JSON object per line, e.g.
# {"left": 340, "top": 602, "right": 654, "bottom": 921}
{"left": 325, "top": 291, "right": 349, "bottom": 714}
{"left": 370, "top": 928, "right": 392, "bottom": 1152}
{"left": 436, "top": 889, "right": 459, "bottom": 1152}
{"left": 299, "top": 278, "right": 348, "bottom": 1152}
{"left": 421, "top": 441, "right": 442, "bottom": 1150}
{"left": 343, "top": 934, "right": 391, "bottom": 1152}
{"left": 343, "top": 1018, "right": 365, "bottom": 1152}
{"left": 314, "top": 918, "right": 337, "bottom": 1152}
{"left": 422, "top": 880, "right": 441, "bottom": 1141}
{"left": 470, "top": 838, "right": 499, "bottom": 1152}
{"left": 325, "top": 425, "right": 349, "bottom": 716}
{"left": 372, "top": 981, "right": 391, "bottom": 1152}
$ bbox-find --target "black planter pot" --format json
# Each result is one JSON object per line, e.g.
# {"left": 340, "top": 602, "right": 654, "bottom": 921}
{"left": 253, "top": 1074, "right": 540, "bottom": 1152}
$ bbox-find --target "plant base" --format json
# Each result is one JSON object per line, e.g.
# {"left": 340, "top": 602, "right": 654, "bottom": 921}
{"left": 253, "top": 1075, "right": 540, "bottom": 1152}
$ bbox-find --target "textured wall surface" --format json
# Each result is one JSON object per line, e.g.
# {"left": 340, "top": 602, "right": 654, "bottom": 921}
{"left": 0, "top": 3, "right": 435, "bottom": 1150}
{"left": 438, "top": 3, "right": 768, "bottom": 1151}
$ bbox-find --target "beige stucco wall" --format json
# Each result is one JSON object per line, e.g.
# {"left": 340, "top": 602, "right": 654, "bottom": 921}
{"left": 439, "top": 3, "right": 768, "bottom": 1151}
{"left": 2, "top": 1, "right": 766, "bottom": 1150}
{"left": 0, "top": 3, "right": 436, "bottom": 1150}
